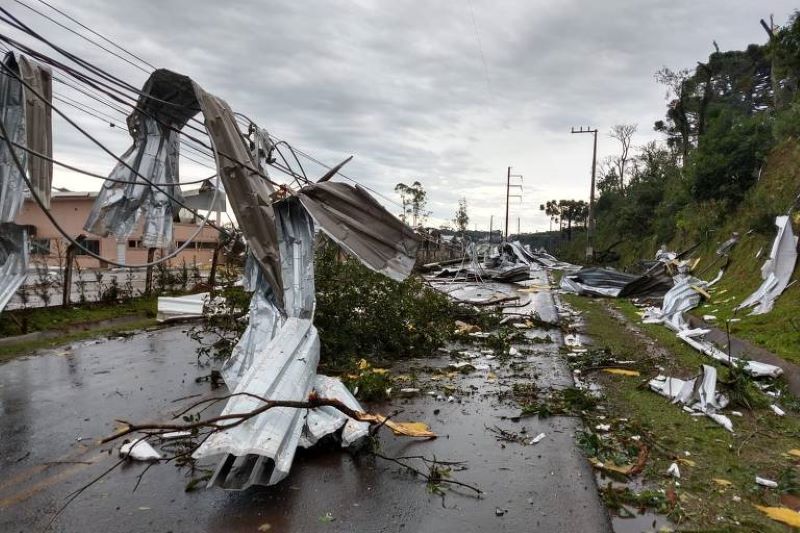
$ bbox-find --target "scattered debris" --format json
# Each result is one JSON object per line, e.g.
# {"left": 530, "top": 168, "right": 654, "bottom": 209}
{"left": 736, "top": 215, "right": 798, "bottom": 315}
{"left": 756, "top": 476, "right": 778, "bottom": 488}
{"left": 120, "top": 439, "right": 161, "bottom": 461}
{"left": 602, "top": 368, "right": 640, "bottom": 377}
{"left": 156, "top": 292, "right": 210, "bottom": 322}
{"left": 649, "top": 365, "right": 733, "bottom": 431}
{"left": 666, "top": 462, "right": 680, "bottom": 479}
{"left": 753, "top": 505, "right": 800, "bottom": 528}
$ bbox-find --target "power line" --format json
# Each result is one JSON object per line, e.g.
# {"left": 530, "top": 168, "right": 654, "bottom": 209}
{"left": 30, "top": 0, "right": 156, "bottom": 70}
{"left": 0, "top": 5, "right": 453, "bottom": 251}
{"left": 0, "top": 102, "right": 221, "bottom": 268}
{"left": 12, "top": 0, "right": 152, "bottom": 74}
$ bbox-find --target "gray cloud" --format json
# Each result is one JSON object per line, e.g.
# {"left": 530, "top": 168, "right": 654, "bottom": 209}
{"left": 4, "top": 0, "right": 796, "bottom": 232}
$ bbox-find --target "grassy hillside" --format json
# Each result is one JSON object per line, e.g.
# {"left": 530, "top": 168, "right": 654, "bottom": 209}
{"left": 556, "top": 138, "right": 800, "bottom": 363}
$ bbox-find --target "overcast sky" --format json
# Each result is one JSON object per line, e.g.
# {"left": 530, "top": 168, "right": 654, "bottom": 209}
{"left": 4, "top": 0, "right": 797, "bottom": 232}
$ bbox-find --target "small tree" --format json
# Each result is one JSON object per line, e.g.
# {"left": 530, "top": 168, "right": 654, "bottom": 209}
{"left": 609, "top": 123, "right": 638, "bottom": 192}
{"left": 453, "top": 197, "right": 469, "bottom": 241}
{"left": 394, "top": 181, "right": 429, "bottom": 227}
{"left": 539, "top": 200, "right": 560, "bottom": 231}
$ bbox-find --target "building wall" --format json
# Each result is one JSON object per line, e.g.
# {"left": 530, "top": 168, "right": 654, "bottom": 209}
{"left": 15, "top": 196, "right": 222, "bottom": 269}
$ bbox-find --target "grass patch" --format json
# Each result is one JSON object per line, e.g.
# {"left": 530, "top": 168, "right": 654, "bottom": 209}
{"left": 564, "top": 294, "right": 800, "bottom": 531}
{"left": 0, "top": 296, "right": 157, "bottom": 337}
{"left": 0, "top": 297, "right": 158, "bottom": 361}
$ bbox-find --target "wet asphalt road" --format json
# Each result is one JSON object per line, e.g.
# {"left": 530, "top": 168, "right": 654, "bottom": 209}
{"left": 0, "top": 269, "right": 611, "bottom": 533}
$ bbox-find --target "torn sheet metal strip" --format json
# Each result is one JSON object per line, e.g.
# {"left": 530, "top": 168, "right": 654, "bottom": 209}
{"left": 156, "top": 292, "right": 209, "bottom": 322}
{"left": 221, "top": 269, "right": 283, "bottom": 390}
{"left": 275, "top": 197, "right": 315, "bottom": 319}
{"left": 676, "top": 329, "right": 783, "bottom": 378}
{"left": 301, "top": 375, "right": 370, "bottom": 448}
{"left": 17, "top": 55, "right": 53, "bottom": 208}
{"left": 194, "top": 86, "right": 285, "bottom": 307}
{"left": 297, "top": 181, "right": 420, "bottom": 282}
{"left": 736, "top": 216, "right": 798, "bottom": 315}
{"left": 0, "top": 53, "right": 28, "bottom": 223}
{"left": 195, "top": 317, "right": 321, "bottom": 488}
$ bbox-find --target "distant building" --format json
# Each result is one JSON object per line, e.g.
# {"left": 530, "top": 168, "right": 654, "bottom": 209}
{"left": 15, "top": 184, "right": 226, "bottom": 269}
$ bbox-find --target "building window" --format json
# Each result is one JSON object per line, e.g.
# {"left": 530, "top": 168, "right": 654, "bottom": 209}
{"left": 197, "top": 241, "right": 217, "bottom": 250}
{"left": 30, "top": 238, "right": 51, "bottom": 255}
{"left": 75, "top": 238, "right": 100, "bottom": 255}
{"left": 128, "top": 240, "right": 142, "bottom": 248}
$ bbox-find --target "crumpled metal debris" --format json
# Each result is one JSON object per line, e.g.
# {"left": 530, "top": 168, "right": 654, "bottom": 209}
{"left": 715, "top": 232, "right": 739, "bottom": 256}
{"left": 85, "top": 70, "right": 197, "bottom": 249}
{"left": 156, "top": 292, "right": 210, "bottom": 322}
{"left": 560, "top": 265, "right": 673, "bottom": 299}
{"left": 297, "top": 182, "right": 420, "bottom": 281}
{"left": 84, "top": 68, "right": 421, "bottom": 489}
{"left": 649, "top": 365, "right": 733, "bottom": 431}
{"left": 0, "top": 52, "right": 52, "bottom": 314}
{"left": 642, "top": 278, "right": 783, "bottom": 378}
{"left": 0, "top": 224, "right": 28, "bottom": 312}
{"left": 736, "top": 215, "right": 797, "bottom": 315}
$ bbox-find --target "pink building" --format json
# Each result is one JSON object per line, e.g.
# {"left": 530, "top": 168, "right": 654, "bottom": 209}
{"left": 16, "top": 189, "right": 224, "bottom": 269}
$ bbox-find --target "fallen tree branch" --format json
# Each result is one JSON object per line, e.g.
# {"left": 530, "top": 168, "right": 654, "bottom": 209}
{"left": 103, "top": 393, "right": 436, "bottom": 445}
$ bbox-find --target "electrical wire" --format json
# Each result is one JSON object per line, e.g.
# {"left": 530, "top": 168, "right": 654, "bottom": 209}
{"left": 0, "top": 136, "right": 215, "bottom": 186}
{"left": 31, "top": 0, "right": 156, "bottom": 71}
{"left": 2, "top": 4, "right": 459, "bottom": 252}
{"left": 0, "top": 101, "right": 221, "bottom": 269}
{"left": 12, "top": 0, "right": 152, "bottom": 74}
{"left": 0, "top": 59, "right": 228, "bottom": 237}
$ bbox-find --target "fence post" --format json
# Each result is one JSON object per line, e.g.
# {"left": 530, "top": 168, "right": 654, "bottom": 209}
{"left": 61, "top": 243, "right": 77, "bottom": 308}
{"left": 208, "top": 242, "right": 222, "bottom": 288}
{"left": 145, "top": 248, "right": 156, "bottom": 295}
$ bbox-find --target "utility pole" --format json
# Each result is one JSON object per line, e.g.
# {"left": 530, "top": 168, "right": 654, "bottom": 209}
{"left": 517, "top": 217, "right": 520, "bottom": 237}
{"left": 570, "top": 126, "right": 598, "bottom": 259}
{"left": 489, "top": 215, "right": 493, "bottom": 243}
{"left": 504, "top": 166, "right": 523, "bottom": 241}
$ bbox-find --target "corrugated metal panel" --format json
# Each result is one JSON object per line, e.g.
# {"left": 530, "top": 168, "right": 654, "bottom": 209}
{"left": 0, "top": 53, "right": 27, "bottom": 224}
{"left": 84, "top": 70, "right": 198, "bottom": 248}
{"left": 0, "top": 223, "right": 28, "bottom": 313}
{"left": 737, "top": 215, "right": 798, "bottom": 315}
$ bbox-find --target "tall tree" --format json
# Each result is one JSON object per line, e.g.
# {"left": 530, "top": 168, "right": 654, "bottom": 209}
{"left": 394, "top": 181, "right": 429, "bottom": 227}
{"left": 609, "top": 123, "right": 638, "bottom": 192}
{"left": 539, "top": 200, "right": 560, "bottom": 231}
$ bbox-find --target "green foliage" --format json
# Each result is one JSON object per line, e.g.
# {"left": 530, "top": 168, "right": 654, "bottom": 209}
{"left": 341, "top": 359, "right": 393, "bottom": 401}
{"left": 314, "top": 240, "right": 458, "bottom": 368}
{"left": 689, "top": 108, "right": 774, "bottom": 203}
{"left": 452, "top": 197, "right": 469, "bottom": 235}
{"left": 188, "top": 267, "right": 250, "bottom": 363}
{"left": 394, "top": 181, "right": 429, "bottom": 227}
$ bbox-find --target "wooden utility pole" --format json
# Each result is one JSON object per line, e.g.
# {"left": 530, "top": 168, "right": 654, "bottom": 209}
{"left": 489, "top": 215, "right": 493, "bottom": 243}
{"left": 570, "top": 126, "right": 598, "bottom": 259}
